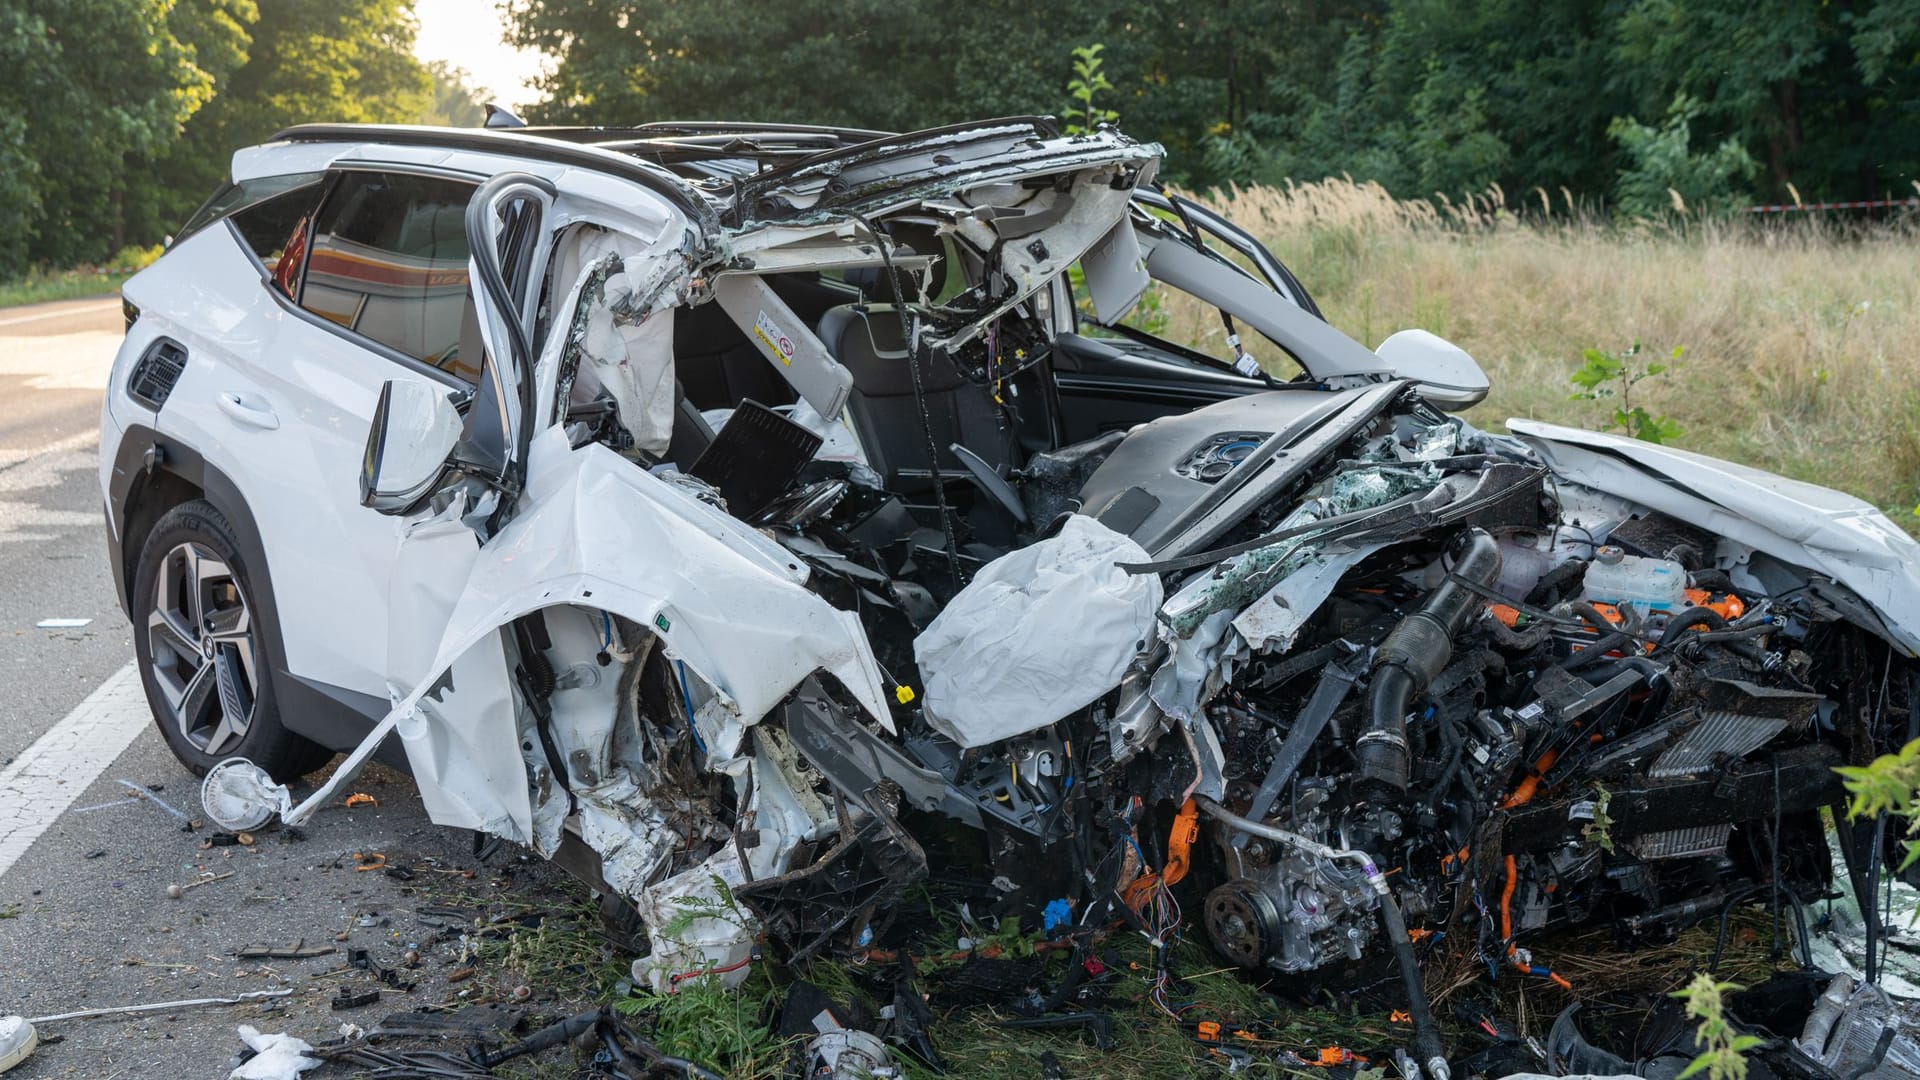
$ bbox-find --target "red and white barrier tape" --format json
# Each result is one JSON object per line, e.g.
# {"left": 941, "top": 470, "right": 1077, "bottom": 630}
{"left": 1747, "top": 197, "right": 1920, "bottom": 213}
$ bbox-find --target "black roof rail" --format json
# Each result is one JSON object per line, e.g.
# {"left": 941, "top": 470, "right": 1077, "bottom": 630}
{"left": 746, "top": 115, "right": 1064, "bottom": 184}
{"left": 624, "top": 120, "right": 898, "bottom": 142}
{"left": 267, "top": 123, "right": 716, "bottom": 225}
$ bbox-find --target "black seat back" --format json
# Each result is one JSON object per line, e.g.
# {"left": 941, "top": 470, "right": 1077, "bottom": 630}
{"left": 820, "top": 304, "right": 1013, "bottom": 490}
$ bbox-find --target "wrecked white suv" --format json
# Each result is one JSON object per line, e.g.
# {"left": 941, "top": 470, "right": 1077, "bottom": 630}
{"left": 102, "top": 118, "right": 1920, "bottom": 1068}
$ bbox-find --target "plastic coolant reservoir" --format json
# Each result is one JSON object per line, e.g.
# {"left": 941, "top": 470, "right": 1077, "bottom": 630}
{"left": 1581, "top": 546, "right": 1688, "bottom": 612}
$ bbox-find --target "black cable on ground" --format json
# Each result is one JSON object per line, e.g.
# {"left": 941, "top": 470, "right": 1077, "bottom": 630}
{"left": 847, "top": 211, "right": 963, "bottom": 589}
{"left": 1865, "top": 814, "right": 1886, "bottom": 984}
{"left": 1377, "top": 889, "right": 1449, "bottom": 1078}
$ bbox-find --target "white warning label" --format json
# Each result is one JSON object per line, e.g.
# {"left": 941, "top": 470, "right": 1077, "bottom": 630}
{"left": 752, "top": 309, "right": 796, "bottom": 366}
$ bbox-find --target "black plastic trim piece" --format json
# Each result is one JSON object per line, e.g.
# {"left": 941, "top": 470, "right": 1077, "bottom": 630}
{"left": 126, "top": 337, "right": 189, "bottom": 409}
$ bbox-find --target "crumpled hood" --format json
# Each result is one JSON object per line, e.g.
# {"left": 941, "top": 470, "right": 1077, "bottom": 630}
{"left": 1511, "top": 418, "right": 1920, "bottom": 655}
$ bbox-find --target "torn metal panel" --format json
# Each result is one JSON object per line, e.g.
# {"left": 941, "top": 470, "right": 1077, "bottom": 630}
{"left": 1162, "top": 460, "right": 1439, "bottom": 638}
{"left": 384, "top": 495, "right": 530, "bottom": 840}
{"left": 728, "top": 120, "right": 1157, "bottom": 229}
{"left": 1512, "top": 418, "right": 1920, "bottom": 654}
{"left": 420, "top": 426, "right": 894, "bottom": 742}
{"left": 630, "top": 846, "right": 757, "bottom": 993}
{"left": 1230, "top": 541, "right": 1384, "bottom": 653}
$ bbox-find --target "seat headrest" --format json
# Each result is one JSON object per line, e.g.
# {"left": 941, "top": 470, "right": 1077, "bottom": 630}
{"left": 819, "top": 305, "right": 968, "bottom": 396}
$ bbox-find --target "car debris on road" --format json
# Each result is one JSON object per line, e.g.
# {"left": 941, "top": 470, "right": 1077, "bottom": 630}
{"left": 90, "top": 116, "right": 1919, "bottom": 1076}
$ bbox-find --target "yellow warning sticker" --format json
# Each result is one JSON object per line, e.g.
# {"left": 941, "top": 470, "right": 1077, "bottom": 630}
{"left": 753, "top": 309, "right": 797, "bottom": 366}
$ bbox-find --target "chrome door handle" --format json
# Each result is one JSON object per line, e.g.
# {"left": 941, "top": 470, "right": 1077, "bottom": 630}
{"left": 216, "top": 392, "right": 279, "bottom": 430}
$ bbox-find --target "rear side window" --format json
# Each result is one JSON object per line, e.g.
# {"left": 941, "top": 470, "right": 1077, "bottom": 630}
{"left": 177, "top": 171, "right": 325, "bottom": 245}
{"left": 227, "top": 179, "right": 330, "bottom": 298}
{"left": 297, "top": 171, "right": 478, "bottom": 382}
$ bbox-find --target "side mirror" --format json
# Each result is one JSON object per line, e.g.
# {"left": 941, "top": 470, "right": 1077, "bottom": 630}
{"left": 1375, "top": 329, "right": 1491, "bottom": 410}
{"left": 360, "top": 380, "right": 463, "bottom": 514}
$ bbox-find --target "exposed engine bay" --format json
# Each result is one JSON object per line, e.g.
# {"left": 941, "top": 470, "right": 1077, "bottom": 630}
{"left": 210, "top": 120, "right": 1920, "bottom": 1075}
{"left": 639, "top": 382, "right": 1917, "bottom": 1075}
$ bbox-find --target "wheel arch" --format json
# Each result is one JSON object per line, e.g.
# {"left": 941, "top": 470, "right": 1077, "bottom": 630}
{"left": 110, "top": 425, "right": 391, "bottom": 758}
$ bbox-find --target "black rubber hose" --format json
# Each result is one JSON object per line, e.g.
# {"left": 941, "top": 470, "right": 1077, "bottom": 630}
{"left": 1378, "top": 889, "right": 1448, "bottom": 1077}
{"left": 1560, "top": 630, "right": 1632, "bottom": 672}
{"left": 1425, "top": 713, "right": 1465, "bottom": 820}
{"left": 1658, "top": 605, "right": 1768, "bottom": 662}
{"left": 1564, "top": 601, "right": 1620, "bottom": 636}
{"left": 1659, "top": 606, "right": 1730, "bottom": 646}
{"left": 1357, "top": 527, "right": 1502, "bottom": 790}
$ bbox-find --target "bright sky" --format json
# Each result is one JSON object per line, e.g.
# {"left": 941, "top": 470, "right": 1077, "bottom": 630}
{"left": 412, "top": 0, "right": 548, "bottom": 110}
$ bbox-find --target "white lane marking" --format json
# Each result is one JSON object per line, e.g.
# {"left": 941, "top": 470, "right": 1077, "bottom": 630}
{"left": 0, "top": 329, "right": 124, "bottom": 390}
{"left": 0, "top": 299, "right": 119, "bottom": 328}
{"left": 0, "top": 429, "right": 100, "bottom": 472}
{"left": 0, "top": 430, "right": 100, "bottom": 544}
{"left": 0, "top": 664, "right": 152, "bottom": 879}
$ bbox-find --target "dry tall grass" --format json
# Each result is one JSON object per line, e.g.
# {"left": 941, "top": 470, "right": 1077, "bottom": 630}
{"left": 1158, "top": 179, "right": 1920, "bottom": 534}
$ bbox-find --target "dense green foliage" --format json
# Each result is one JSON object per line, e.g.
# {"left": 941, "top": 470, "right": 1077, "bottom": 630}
{"left": 506, "top": 0, "right": 1920, "bottom": 205}
{"left": 4, "top": 0, "right": 1917, "bottom": 283}
{"left": 0, "top": 0, "right": 472, "bottom": 280}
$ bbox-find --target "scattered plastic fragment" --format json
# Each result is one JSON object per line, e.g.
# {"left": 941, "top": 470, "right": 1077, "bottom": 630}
{"left": 329, "top": 989, "right": 381, "bottom": 1012}
{"left": 116, "top": 778, "right": 191, "bottom": 826}
{"left": 228, "top": 1025, "right": 319, "bottom": 1080}
{"left": 1042, "top": 898, "right": 1072, "bottom": 936}
{"left": 344, "top": 793, "right": 378, "bottom": 809}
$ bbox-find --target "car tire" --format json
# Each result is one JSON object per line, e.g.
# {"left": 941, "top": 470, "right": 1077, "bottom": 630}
{"left": 130, "top": 499, "right": 331, "bottom": 781}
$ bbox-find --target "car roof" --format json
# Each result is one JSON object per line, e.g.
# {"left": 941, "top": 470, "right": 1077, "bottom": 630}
{"left": 259, "top": 123, "right": 730, "bottom": 225}
{"left": 262, "top": 120, "right": 918, "bottom": 194}
{"left": 259, "top": 118, "right": 1076, "bottom": 225}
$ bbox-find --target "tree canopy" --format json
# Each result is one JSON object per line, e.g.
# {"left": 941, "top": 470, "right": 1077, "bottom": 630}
{"left": 0, "top": 0, "right": 469, "bottom": 278}
{"left": 505, "top": 0, "right": 1920, "bottom": 206}
{"left": 2, "top": 0, "right": 1916, "bottom": 280}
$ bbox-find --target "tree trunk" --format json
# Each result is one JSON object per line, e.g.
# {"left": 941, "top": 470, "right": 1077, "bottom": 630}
{"left": 1768, "top": 77, "right": 1802, "bottom": 194}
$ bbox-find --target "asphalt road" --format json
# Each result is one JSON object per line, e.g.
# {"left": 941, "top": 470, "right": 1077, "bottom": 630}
{"left": 0, "top": 297, "right": 569, "bottom": 1078}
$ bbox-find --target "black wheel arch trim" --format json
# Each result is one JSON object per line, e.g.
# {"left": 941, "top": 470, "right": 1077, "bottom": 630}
{"left": 109, "top": 425, "right": 398, "bottom": 762}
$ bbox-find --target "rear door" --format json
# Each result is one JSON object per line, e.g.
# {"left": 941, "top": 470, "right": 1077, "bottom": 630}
{"left": 158, "top": 167, "right": 480, "bottom": 740}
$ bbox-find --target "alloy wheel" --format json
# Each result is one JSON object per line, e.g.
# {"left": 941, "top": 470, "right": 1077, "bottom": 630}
{"left": 146, "top": 541, "right": 259, "bottom": 757}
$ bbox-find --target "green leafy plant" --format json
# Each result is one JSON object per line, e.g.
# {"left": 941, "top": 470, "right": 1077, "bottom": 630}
{"left": 657, "top": 874, "right": 751, "bottom": 941}
{"left": 1836, "top": 737, "right": 1920, "bottom": 873}
{"left": 1673, "top": 974, "right": 1762, "bottom": 1080}
{"left": 1064, "top": 43, "right": 1119, "bottom": 135}
{"left": 1607, "top": 93, "right": 1757, "bottom": 220}
{"left": 1572, "top": 341, "right": 1685, "bottom": 444}
{"left": 1583, "top": 783, "right": 1616, "bottom": 854}
{"left": 613, "top": 964, "right": 785, "bottom": 1068}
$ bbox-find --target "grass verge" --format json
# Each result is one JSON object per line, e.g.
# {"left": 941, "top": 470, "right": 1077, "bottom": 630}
{"left": 0, "top": 245, "right": 162, "bottom": 309}
{"left": 469, "top": 878, "right": 1807, "bottom": 1079}
{"left": 1157, "top": 183, "right": 1920, "bottom": 536}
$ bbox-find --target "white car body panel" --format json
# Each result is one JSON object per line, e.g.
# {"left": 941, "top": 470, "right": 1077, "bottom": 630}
{"left": 404, "top": 427, "right": 895, "bottom": 746}
{"left": 1511, "top": 418, "right": 1920, "bottom": 655}
{"left": 135, "top": 225, "right": 411, "bottom": 698}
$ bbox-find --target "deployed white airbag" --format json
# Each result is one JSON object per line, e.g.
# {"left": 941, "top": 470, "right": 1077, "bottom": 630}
{"left": 914, "top": 515, "right": 1162, "bottom": 748}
